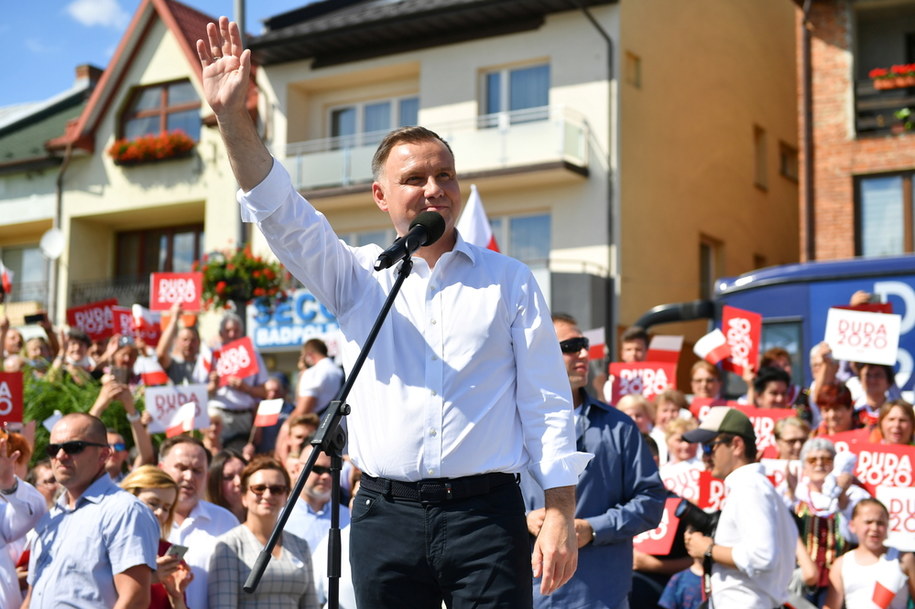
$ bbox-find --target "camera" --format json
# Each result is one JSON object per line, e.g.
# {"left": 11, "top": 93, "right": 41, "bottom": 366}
{"left": 675, "top": 498, "right": 720, "bottom": 537}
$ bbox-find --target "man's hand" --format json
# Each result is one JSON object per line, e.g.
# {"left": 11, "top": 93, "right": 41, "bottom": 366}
{"left": 0, "top": 435, "right": 20, "bottom": 490}
{"left": 196, "top": 17, "right": 251, "bottom": 119}
{"left": 532, "top": 486, "right": 577, "bottom": 595}
{"left": 526, "top": 508, "right": 545, "bottom": 537}
{"left": 573, "top": 518, "right": 594, "bottom": 548}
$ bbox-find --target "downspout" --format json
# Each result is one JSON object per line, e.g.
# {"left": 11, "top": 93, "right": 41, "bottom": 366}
{"left": 576, "top": 2, "right": 617, "bottom": 361}
{"left": 801, "top": 0, "right": 815, "bottom": 261}
{"left": 235, "top": 0, "right": 247, "bottom": 248}
{"left": 51, "top": 142, "right": 74, "bottom": 325}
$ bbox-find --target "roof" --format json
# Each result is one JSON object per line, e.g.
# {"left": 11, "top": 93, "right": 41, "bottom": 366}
{"left": 251, "top": 0, "right": 617, "bottom": 67}
{"left": 48, "top": 0, "right": 257, "bottom": 153}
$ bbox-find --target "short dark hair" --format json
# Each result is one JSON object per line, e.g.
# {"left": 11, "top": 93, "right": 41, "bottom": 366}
{"left": 302, "top": 338, "right": 328, "bottom": 357}
{"left": 551, "top": 312, "right": 578, "bottom": 326}
{"left": 753, "top": 366, "right": 791, "bottom": 395}
{"left": 158, "top": 434, "right": 212, "bottom": 466}
{"left": 718, "top": 432, "right": 758, "bottom": 462}
{"left": 621, "top": 326, "right": 648, "bottom": 345}
{"left": 206, "top": 449, "right": 247, "bottom": 510}
{"left": 67, "top": 328, "right": 92, "bottom": 347}
{"left": 371, "top": 126, "right": 454, "bottom": 179}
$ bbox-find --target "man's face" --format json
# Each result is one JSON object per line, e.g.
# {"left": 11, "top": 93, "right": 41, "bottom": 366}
{"left": 690, "top": 369, "right": 721, "bottom": 399}
{"left": 221, "top": 321, "right": 242, "bottom": 343}
{"left": 620, "top": 339, "right": 646, "bottom": 363}
{"left": 301, "top": 448, "right": 333, "bottom": 507}
{"left": 159, "top": 442, "right": 208, "bottom": 513}
{"left": 704, "top": 435, "right": 737, "bottom": 479}
{"left": 757, "top": 380, "right": 789, "bottom": 409}
{"left": 776, "top": 426, "right": 807, "bottom": 460}
{"left": 286, "top": 424, "right": 311, "bottom": 455}
{"left": 48, "top": 416, "right": 109, "bottom": 496}
{"left": 861, "top": 365, "right": 890, "bottom": 395}
{"left": 265, "top": 379, "right": 283, "bottom": 400}
{"left": 554, "top": 321, "right": 589, "bottom": 392}
{"left": 66, "top": 339, "right": 88, "bottom": 362}
{"left": 176, "top": 328, "right": 199, "bottom": 359}
{"left": 372, "top": 140, "right": 462, "bottom": 240}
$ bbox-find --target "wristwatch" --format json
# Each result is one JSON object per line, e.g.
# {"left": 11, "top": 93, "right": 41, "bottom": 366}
{"left": 0, "top": 478, "right": 18, "bottom": 495}
{"left": 704, "top": 541, "right": 715, "bottom": 562}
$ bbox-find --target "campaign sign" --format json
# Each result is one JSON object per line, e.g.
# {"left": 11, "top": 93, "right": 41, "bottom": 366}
{"left": 112, "top": 306, "right": 134, "bottom": 336}
{"left": 0, "top": 372, "right": 23, "bottom": 424}
{"left": 697, "top": 470, "right": 727, "bottom": 511}
{"left": 720, "top": 305, "right": 762, "bottom": 376}
{"left": 216, "top": 336, "right": 259, "bottom": 386}
{"left": 688, "top": 397, "right": 731, "bottom": 422}
{"left": 144, "top": 384, "right": 209, "bottom": 434}
{"left": 850, "top": 442, "right": 915, "bottom": 495}
{"left": 821, "top": 428, "right": 871, "bottom": 454}
{"left": 633, "top": 497, "right": 682, "bottom": 555}
{"left": 876, "top": 486, "right": 915, "bottom": 552}
{"left": 150, "top": 272, "right": 202, "bottom": 312}
{"left": 734, "top": 406, "right": 794, "bottom": 459}
{"left": 67, "top": 299, "right": 118, "bottom": 342}
{"left": 760, "top": 458, "right": 801, "bottom": 490}
{"left": 608, "top": 362, "right": 676, "bottom": 403}
{"left": 661, "top": 460, "right": 703, "bottom": 503}
{"left": 249, "top": 289, "right": 340, "bottom": 351}
{"left": 825, "top": 307, "right": 901, "bottom": 366}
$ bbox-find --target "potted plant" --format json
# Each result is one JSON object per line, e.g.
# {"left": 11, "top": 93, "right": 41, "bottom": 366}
{"left": 107, "top": 129, "right": 196, "bottom": 166}
{"left": 893, "top": 108, "right": 914, "bottom": 134}
{"left": 870, "top": 64, "right": 915, "bottom": 90}
{"left": 194, "top": 244, "right": 288, "bottom": 313}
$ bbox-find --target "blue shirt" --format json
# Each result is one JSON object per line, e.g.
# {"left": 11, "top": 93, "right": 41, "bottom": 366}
{"left": 522, "top": 390, "right": 666, "bottom": 609}
{"left": 28, "top": 474, "right": 160, "bottom": 608}
{"left": 659, "top": 567, "right": 704, "bottom": 609}
{"left": 285, "top": 498, "right": 351, "bottom": 552}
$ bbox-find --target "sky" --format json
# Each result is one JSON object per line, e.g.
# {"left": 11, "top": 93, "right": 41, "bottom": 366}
{"left": 0, "top": 0, "right": 310, "bottom": 108}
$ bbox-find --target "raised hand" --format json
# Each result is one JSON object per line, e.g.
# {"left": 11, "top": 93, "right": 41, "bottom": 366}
{"left": 196, "top": 17, "right": 251, "bottom": 117}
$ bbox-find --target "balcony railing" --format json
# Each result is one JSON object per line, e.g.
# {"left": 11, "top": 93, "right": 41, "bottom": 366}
{"left": 856, "top": 77, "right": 915, "bottom": 137}
{"left": 3, "top": 281, "right": 49, "bottom": 308}
{"left": 284, "top": 106, "right": 590, "bottom": 191}
{"left": 70, "top": 277, "right": 149, "bottom": 308}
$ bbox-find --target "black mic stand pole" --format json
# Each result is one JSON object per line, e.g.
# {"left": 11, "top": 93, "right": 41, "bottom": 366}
{"left": 245, "top": 254, "right": 416, "bottom": 609}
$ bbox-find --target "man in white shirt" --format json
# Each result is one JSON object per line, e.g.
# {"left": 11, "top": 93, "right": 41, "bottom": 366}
{"left": 196, "top": 17, "right": 589, "bottom": 608}
{"left": 683, "top": 407, "right": 797, "bottom": 609}
{"left": 158, "top": 436, "right": 238, "bottom": 609}
{"left": 295, "top": 338, "right": 343, "bottom": 416}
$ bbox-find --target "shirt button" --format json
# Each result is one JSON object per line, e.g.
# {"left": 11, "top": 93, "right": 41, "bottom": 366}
{"left": 431, "top": 319, "right": 437, "bottom": 325}
{"left": 429, "top": 429, "right": 437, "bottom": 436}
{"left": 431, "top": 355, "right": 438, "bottom": 361}
{"left": 427, "top": 468, "right": 435, "bottom": 475}
{"left": 431, "top": 390, "right": 437, "bottom": 396}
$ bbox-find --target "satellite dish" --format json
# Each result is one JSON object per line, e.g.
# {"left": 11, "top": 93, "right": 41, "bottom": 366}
{"left": 39, "top": 228, "right": 65, "bottom": 260}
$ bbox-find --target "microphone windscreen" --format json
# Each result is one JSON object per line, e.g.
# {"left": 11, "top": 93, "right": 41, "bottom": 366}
{"left": 410, "top": 211, "right": 446, "bottom": 247}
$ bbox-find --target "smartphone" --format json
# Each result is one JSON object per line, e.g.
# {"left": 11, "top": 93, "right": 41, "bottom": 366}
{"left": 111, "top": 366, "right": 129, "bottom": 384}
{"left": 23, "top": 313, "right": 45, "bottom": 325}
{"left": 867, "top": 293, "right": 883, "bottom": 304}
{"left": 165, "top": 544, "right": 188, "bottom": 559}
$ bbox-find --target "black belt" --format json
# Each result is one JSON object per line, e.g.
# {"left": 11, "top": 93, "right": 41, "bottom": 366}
{"left": 360, "top": 472, "right": 518, "bottom": 504}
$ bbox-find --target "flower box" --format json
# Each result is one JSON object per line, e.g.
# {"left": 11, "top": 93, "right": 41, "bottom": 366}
{"left": 870, "top": 64, "right": 915, "bottom": 91}
{"left": 108, "top": 130, "right": 196, "bottom": 166}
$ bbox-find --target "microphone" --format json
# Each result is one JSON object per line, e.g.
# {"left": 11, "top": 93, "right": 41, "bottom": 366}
{"left": 374, "top": 211, "right": 446, "bottom": 271}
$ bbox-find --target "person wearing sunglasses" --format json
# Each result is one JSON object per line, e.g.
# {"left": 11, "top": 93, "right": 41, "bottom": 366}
{"left": 25, "top": 413, "right": 160, "bottom": 609}
{"left": 209, "top": 456, "right": 319, "bottom": 608}
{"left": 285, "top": 444, "right": 351, "bottom": 553}
{"left": 682, "top": 407, "right": 797, "bottom": 609}
{"left": 523, "top": 313, "right": 665, "bottom": 609}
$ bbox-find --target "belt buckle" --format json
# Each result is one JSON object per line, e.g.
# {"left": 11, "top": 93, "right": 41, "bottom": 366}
{"left": 418, "top": 481, "right": 449, "bottom": 505}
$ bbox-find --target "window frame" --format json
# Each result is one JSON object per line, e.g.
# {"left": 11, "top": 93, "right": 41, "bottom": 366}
{"left": 119, "top": 79, "right": 202, "bottom": 141}
{"left": 115, "top": 224, "right": 205, "bottom": 279}
{"left": 327, "top": 95, "right": 420, "bottom": 148}
{"left": 479, "top": 62, "right": 551, "bottom": 128}
{"left": 855, "top": 171, "right": 914, "bottom": 256}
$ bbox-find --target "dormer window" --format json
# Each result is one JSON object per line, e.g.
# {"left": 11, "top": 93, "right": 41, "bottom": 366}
{"left": 121, "top": 79, "right": 201, "bottom": 141}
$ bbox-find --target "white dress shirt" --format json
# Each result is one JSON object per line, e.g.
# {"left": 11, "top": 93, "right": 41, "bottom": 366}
{"left": 169, "top": 499, "right": 239, "bottom": 609}
{"left": 238, "top": 160, "right": 590, "bottom": 488}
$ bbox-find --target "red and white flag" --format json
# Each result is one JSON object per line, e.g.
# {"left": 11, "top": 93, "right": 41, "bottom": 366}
{"left": 253, "top": 398, "right": 284, "bottom": 427}
{"left": 166, "top": 401, "right": 197, "bottom": 437}
{"left": 582, "top": 327, "right": 606, "bottom": 361}
{"left": 132, "top": 304, "right": 163, "bottom": 347}
{"left": 646, "top": 335, "right": 684, "bottom": 364}
{"left": 694, "top": 329, "right": 731, "bottom": 365}
{"left": 134, "top": 355, "right": 169, "bottom": 387}
{"left": 457, "top": 184, "right": 499, "bottom": 251}
{"left": 0, "top": 259, "right": 12, "bottom": 296}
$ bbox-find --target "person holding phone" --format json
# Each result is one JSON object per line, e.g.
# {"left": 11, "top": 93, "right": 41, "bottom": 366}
{"left": 121, "top": 466, "right": 192, "bottom": 609}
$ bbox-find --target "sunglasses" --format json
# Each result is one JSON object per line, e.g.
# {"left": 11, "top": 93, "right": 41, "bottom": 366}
{"left": 805, "top": 455, "right": 834, "bottom": 465}
{"left": 701, "top": 439, "right": 729, "bottom": 455}
{"left": 110, "top": 442, "right": 127, "bottom": 452}
{"left": 559, "top": 337, "right": 590, "bottom": 354}
{"left": 312, "top": 465, "right": 331, "bottom": 476}
{"left": 45, "top": 441, "right": 108, "bottom": 458}
{"left": 248, "top": 484, "right": 289, "bottom": 496}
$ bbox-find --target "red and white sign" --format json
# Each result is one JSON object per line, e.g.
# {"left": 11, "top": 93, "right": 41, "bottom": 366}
{"left": 825, "top": 307, "right": 901, "bottom": 367}
{"left": 646, "top": 335, "right": 684, "bottom": 364}
{"left": 688, "top": 397, "right": 732, "bottom": 422}
{"left": 149, "top": 272, "right": 203, "bottom": 312}
{"left": 608, "top": 362, "right": 676, "bottom": 403}
{"left": 697, "top": 470, "right": 727, "bottom": 511}
{"left": 215, "top": 337, "right": 259, "bottom": 386}
{"left": 821, "top": 428, "right": 871, "bottom": 454}
{"left": 735, "top": 406, "right": 794, "bottom": 459}
{"left": 693, "top": 329, "right": 731, "bottom": 365}
{"left": 67, "top": 299, "right": 118, "bottom": 342}
{"left": 0, "top": 372, "right": 23, "bottom": 424}
{"left": 112, "top": 306, "right": 134, "bottom": 337}
{"left": 720, "top": 306, "right": 762, "bottom": 376}
{"left": 145, "top": 384, "right": 208, "bottom": 434}
{"left": 661, "top": 460, "right": 704, "bottom": 503}
{"left": 760, "top": 458, "right": 801, "bottom": 490}
{"left": 633, "top": 497, "right": 682, "bottom": 555}
{"left": 132, "top": 305, "right": 163, "bottom": 347}
{"left": 253, "top": 399, "right": 284, "bottom": 427}
{"left": 876, "top": 486, "right": 915, "bottom": 552}
{"left": 850, "top": 443, "right": 915, "bottom": 495}
{"left": 166, "top": 401, "right": 198, "bottom": 438}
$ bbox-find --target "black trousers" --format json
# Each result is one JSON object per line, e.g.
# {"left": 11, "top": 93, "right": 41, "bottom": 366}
{"left": 349, "top": 479, "right": 532, "bottom": 608}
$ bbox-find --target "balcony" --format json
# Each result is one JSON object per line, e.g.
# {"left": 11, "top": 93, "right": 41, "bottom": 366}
{"left": 70, "top": 277, "right": 148, "bottom": 308}
{"left": 284, "top": 106, "right": 590, "bottom": 191}
{"left": 3, "top": 281, "right": 49, "bottom": 309}
{"left": 856, "top": 78, "right": 915, "bottom": 137}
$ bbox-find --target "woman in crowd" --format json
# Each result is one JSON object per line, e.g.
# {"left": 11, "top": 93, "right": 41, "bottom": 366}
{"left": 617, "top": 394, "right": 654, "bottom": 433}
{"left": 812, "top": 381, "right": 858, "bottom": 437}
{"left": 121, "top": 465, "right": 192, "bottom": 609}
{"left": 870, "top": 399, "right": 915, "bottom": 445}
{"left": 208, "top": 456, "right": 319, "bottom": 608}
{"left": 775, "top": 416, "right": 810, "bottom": 461}
{"left": 689, "top": 361, "right": 721, "bottom": 400}
{"left": 786, "top": 438, "right": 870, "bottom": 606}
{"left": 207, "top": 449, "right": 247, "bottom": 523}
{"left": 663, "top": 418, "right": 700, "bottom": 468}
{"left": 852, "top": 363, "right": 895, "bottom": 426}
{"left": 651, "top": 389, "right": 689, "bottom": 464}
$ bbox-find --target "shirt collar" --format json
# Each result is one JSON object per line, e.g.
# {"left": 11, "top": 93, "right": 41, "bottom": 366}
{"left": 59, "top": 472, "right": 117, "bottom": 510}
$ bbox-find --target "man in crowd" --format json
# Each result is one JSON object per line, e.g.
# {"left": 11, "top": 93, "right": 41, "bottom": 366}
{"left": 156, "top": 303, "right": 203, "bottom": 385}
{"left": 753, "top": 366, "right": 791, "bottom": 409}
{"left": 286, "top": 444, "right": 351, "bottom": 551}
{"left": 26, "top": 413, "right": 159, "bottom": 608}
{"left": 683, "top": 407, "right": 797, "bottom": 608}
{"left": 524, "top": 314, "right": 665, "bottom": 609}
{"left": 619, "top": 325, "right": 649, "bottom": 363}
{"left": 197, "top": 17, "right": 588, "bottom": 608}
{"left": 158, "top": 435, "right": 238, "bottom": 609}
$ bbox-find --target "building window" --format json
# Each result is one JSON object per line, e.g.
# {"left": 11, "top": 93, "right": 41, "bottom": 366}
{"left": 857, "top": 174, "right": 911, "bottom": 257}
{"left": 753, "top": 125, "right": 767, "bottom": 190}
{"left": 624, "top": 52, "right": 641, "bottom": 88}
{"left": 115, "top": 224, "right": 204, "bottom": 279}
{"left": 699, "top": 236, "right": 722, "bottom": 300}
{"left": 490, "top": 213, "right": 550, "bottom": 268}
{"left": 121, "top": 80, "right": 201, "bottom": 141}
{"left": 481, "top": 63, "right": 549, "bottom": 127}
{"left": 329, "top": 96, "right": 419, "bottom": 148}
{"left": 779, "top": 142, "right": 798, "bottom": 182}
{"left": 0, "top": 245, "right": 48, "bottom": 304}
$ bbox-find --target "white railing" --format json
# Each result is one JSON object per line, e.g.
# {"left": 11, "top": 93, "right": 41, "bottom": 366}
{"left": 284, "top": 106, "right": 590, "bottom": 190}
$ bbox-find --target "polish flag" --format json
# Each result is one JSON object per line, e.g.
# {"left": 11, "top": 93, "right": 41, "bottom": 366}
{"left": 134, "top": 355, "right": 169, "bottom": 386}
{"left": 194, "top": 343, "right": 220, "bottom": 379}
{"left": 253, "top": 398, "right": 284, "bottom": 427}
{"left": 132, "top": 305, "right": 162, "bottom": 347}
{"left": 166, "top": 401, "right": 197, "bottom": 437}
{"left": 582, "top": 327, "right": 606, "bottom": 361}
{"left": 0, "top": 260, "right": 12, "bottom": 296}
{"left": 873, "top": 580, "right": 899, "bottom": 609}
{"left": 457, "top": 184, "right": 499, "bottom": 251}
{"left": 693, "top": 329, "right": 731, "bottom": 365}
{"left": 647, "top": 335, "right": 684, "bottom": 364}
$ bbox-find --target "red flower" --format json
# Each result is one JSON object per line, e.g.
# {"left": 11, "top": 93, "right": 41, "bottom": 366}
{"left": 216, "top": 281, "right": 227, "bottom": 294}
{"left": 253, "top": 287, "right": 266, "bottom": 297}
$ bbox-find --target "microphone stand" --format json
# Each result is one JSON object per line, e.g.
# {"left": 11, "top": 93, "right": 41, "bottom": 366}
{"left": 245, "top": 254, "right": 415, "bottom": 609}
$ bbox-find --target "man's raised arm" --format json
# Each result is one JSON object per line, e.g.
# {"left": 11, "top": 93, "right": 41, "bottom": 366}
{"left": 196, "top": 17, "right": 273, "bottom": 191}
